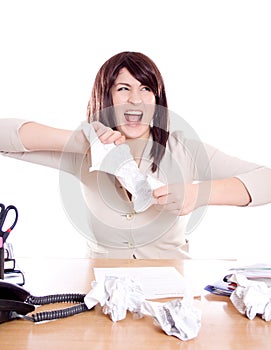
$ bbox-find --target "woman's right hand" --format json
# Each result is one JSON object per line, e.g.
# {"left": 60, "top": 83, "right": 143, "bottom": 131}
{"left": 92, "top": 121, "right": 125, "bottom": 145}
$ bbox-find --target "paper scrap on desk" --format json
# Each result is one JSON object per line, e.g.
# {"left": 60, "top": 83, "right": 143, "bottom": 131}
{"left": 93, "top": 266, "right": 193, "bottom": 299}
{"left": 85, "top": 275, "right": 145, "bottom": 322}
{"left": 82, "top": 121, "right": 164, "bottom": 212}
{"left": 141, "top": 299, "right": 201, "bottom": 341}
{"left": 229, "top": 273, "right": 271, "bottom": 321}
{"left": 84, "top": 274, "right": 201, "bottom": 341}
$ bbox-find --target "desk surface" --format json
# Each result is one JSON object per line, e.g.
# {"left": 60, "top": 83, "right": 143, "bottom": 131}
{"left": 0, "top": 258, "right": 270, "bottom": 350}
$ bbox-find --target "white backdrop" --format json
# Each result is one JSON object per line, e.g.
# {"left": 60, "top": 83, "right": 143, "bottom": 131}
{"left": 0, "top": 0, "right": 270, "bottom": 260}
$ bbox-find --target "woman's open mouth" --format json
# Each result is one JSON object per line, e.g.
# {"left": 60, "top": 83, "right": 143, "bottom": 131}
{"left": 124, "top": 110, "right": 143, "bottom": 124}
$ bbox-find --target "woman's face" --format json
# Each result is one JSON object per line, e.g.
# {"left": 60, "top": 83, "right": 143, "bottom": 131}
{"left": 111, "top": 68, "right": 156, "bottom": 139}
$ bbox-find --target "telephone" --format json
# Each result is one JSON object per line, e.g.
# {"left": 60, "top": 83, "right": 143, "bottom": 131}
{"left": 0, "top": 280, "right": 35, "bottom": 323}
{"left": 0, "top": 280, "right": 91, "bottom": 324}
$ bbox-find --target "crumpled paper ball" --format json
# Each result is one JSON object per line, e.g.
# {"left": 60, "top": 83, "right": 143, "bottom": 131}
{"left": 84, "top": 275, "right": 201, "bottom": 341}
{"left": 230, "top": 273, "right": 271, "bottom": 321}
{"left": 141, "top": 298, "right": 201, "bottom": 341}
{"left": 84, "top": 275, "right": 144, "bottom": 322}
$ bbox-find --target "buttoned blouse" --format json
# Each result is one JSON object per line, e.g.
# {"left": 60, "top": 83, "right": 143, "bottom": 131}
{"left": 1, "top": 118, "right": 271, "bottom": 258}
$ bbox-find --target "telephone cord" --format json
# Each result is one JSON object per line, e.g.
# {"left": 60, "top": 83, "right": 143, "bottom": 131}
{"left": 30, "top": 303, "right": 89, "bottom": 322}
{"left": 25, "top": 293, "right": 86, "bottom": 305}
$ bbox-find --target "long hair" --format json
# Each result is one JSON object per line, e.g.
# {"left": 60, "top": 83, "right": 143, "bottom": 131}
{"left": 86, "top": 51, "right": 169, "bottom": 172}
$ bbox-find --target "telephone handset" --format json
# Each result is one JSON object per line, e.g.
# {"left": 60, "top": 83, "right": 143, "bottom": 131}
{"left": 0, "top": 280, "right": 91, "bottom": 324}
{"left": 0, "top": 281, "right": 34, "bottom": 323}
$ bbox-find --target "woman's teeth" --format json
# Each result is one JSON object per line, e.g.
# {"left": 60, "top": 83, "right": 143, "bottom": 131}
{"left": 124, "top": 111, "right": 143, "bottom": 122}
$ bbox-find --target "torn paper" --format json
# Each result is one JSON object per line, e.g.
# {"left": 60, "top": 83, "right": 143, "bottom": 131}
{"left": 82, "top": 121, "right": 164, "bottom": 212}
{"left": 141, "top": 299, "right": 201, "bottom": 341}
{"left": 84, "top": 275, "right": 201, "bottom": 341}
{"left": 229, "top": 273, "right": 271, "bottom": 321}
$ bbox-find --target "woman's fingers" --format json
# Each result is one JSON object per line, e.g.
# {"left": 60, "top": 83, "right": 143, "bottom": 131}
{"left": 92, "top": 121, "right": 125, "bottom": 145}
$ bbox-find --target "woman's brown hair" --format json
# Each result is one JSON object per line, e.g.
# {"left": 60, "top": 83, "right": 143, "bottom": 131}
{"left": 86, "top": 51, "right": 169, "bottom": 172}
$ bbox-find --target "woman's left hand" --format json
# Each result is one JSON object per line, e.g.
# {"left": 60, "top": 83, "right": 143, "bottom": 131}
{"left": 153, "top": 183, "right": 202, "bottom": 216}
{"left": 153, "top": 177, "right": 252, "bottom": 215}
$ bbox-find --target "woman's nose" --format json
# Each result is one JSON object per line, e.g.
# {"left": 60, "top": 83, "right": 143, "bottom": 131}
{"left": 128, "top": 89, "right": 142, "bottom": 104}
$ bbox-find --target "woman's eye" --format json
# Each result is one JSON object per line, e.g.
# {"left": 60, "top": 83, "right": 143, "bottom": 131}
{"left": 117, "top": 86, "right": 129, "bottom": 91}
{"left": 142, "top": 86, "right": 152, "bottom": 92}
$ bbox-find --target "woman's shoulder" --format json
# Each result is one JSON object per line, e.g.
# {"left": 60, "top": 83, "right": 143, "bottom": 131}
{"left": 167, "top": 129, "right": 210, "bottom": 158}
{"left": 168, "top": 129, "right": 185, "bottom": 141}
{"left": 167, "top": 129, "right": 191, "bottom": 150}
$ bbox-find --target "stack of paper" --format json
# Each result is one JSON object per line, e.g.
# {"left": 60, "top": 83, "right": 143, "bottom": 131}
{"left": 205, "top": 263, "right": 271, "bottom": 296}
{"left": 224, "top": 264, "right": 271, "bottom": 286}
{"left": 93, "top": 266, "right": 198, "bottom": 299}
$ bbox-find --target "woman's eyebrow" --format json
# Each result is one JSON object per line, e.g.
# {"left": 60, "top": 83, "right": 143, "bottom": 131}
{"left": 114, "top": 82, "right": 131, "bottom": 87}
{"left": 114, "top": 82, "right": 147, "bottom": 87}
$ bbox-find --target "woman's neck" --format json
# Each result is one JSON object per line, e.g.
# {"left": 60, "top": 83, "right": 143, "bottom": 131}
{"left": 125, "top": 137, "right": 149, "bottom": 166}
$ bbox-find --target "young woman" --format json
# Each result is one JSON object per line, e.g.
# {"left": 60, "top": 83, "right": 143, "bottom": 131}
{"left": 1, "top": 51, "right": 270, "bottom": 258}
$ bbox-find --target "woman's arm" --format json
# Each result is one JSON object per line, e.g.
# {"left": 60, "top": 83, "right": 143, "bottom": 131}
{"left": 207, "top": 177, "right": 251, "bottom": 206}
{"left": 19, "top": 122, "right": 89, "bottom": 153}
{"left": 19, "top": 121, "right": 125, "bottom": 153}
{"left": 153, "top": 133, "right": 271, "bottom": 215}
{"left": 0, "top": 119, "right": 125, "bottom": 154}
{"left": 153, "top": 177, "right": 251, "bottom": 216}
{"left": 0, "top": 118, "right": 125, "bottom": 174}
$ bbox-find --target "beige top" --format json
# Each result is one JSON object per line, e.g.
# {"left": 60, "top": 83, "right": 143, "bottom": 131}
{"left": 1, "top": 118, "right": 271, "bottom": 259}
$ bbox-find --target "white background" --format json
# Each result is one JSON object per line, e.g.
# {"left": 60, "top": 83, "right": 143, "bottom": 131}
{"left": 0, "top": 0, "right": 270, "bottom": 260}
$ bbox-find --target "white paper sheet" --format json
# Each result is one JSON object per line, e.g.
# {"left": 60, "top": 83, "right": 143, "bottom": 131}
{"left": 93, "top": 266, "right": 190, "bottom": 299}
{"left": 82, "top": 122, "right": 164, "bottom": 212}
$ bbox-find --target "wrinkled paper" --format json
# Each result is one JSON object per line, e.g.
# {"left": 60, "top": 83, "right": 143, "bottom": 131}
{"left": 230, "top": 274, "right": 271, "bottom": 321}
{"left": 82, "top": 122, "right": 164, "bottom": 213}
{"left": 141, "top": 299, "right": 201, "bottom": 341}
{"left": 84, "top": 275, "right": 201, "bottom": 341}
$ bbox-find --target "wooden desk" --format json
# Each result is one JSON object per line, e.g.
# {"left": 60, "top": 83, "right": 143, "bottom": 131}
{"left": 0, "top": 258, "right": 270, "bottom": 350}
